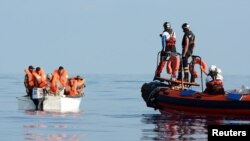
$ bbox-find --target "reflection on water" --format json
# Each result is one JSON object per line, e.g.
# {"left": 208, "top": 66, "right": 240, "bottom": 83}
{"left": 141, "top": 112, "right": 250, "bottom": 141}
{"left": 22, "top": 110, "right": 84, "bottom": 141}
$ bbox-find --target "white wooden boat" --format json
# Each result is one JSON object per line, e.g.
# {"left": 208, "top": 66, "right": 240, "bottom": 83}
{"left": 17, "top": 88, "right": 82, "bottom": 113}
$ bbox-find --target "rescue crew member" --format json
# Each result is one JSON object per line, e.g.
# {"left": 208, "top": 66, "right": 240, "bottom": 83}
{"left": 32, "top": 67, "right": 47, "bottom": 88}
{"left": 155, "top": 22, "right": 177, "bottom": 78}
{"left": 177, "top": 23, "right": 196, "bottom": 82}
{"left": 51, "top": 66, "right": 68, "bottom": 94}
{"left": 24, "top": 65, "right": 35, "bottom": 96}
{"left": 204, "top": 65, "right": 225, "bottom": 94}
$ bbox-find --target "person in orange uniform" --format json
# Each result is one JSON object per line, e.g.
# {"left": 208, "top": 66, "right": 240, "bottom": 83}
{"left": 32, "top": 67, "right": 47, "bottom": 88}
{"left": 24, "top": 65, "right": 35, "bottom": 96}
{"left": 51, "top": 66, "right": 68, "bottom": 94}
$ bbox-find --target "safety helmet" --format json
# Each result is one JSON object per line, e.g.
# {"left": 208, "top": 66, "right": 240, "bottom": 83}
{"left": 182, "top": 23, "right": 190, "bottom": 29}
{"left": 163, "top": 22, "right": 171, "bottom": 29}
{"left": 209, "top": 65, "right": 217, "bottom": 72}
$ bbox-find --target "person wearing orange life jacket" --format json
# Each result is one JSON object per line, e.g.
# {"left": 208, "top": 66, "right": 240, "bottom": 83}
{"left": 64, "top": 75, "right": 86, "bottom": 96}
{"left": 204, "top": 65, "right": 225, "bottom": 94}
{"left": 32, "top": 67, "right": 47, "bottom": 89}
{"left": 51, "top": 66, "right": 68, "bottom": 94}
{"left": 155, "top": 22, "right": 177, "bottom": 79}
{"left": 24, "top": 65, "right": 35, "bottom": 96}
{"left": 65, "top": 78, "right": 79, "bottom": 96}
{"left": 177, "top": 23, "right": 196, "bottom": 82}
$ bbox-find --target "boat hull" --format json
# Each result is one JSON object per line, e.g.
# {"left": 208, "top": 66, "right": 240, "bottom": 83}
{"left": 17, "top": 95, "right": 82, "bottom": 113}
{"left": 141, "top": 81, "right": 250, "bottom": 116}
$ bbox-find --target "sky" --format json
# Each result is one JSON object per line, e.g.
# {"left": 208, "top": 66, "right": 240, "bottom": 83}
{"left": 0, "top": 0, "right": 250, "bottom": 75}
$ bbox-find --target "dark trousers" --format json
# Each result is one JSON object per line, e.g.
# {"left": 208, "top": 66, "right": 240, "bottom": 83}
{"left": 177, "top": 56, "right": 190, "bottom": 82}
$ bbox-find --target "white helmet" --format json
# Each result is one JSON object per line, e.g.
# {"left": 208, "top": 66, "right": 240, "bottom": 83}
{"left": 209, "top": 65, "right": 217, "bottom": 72}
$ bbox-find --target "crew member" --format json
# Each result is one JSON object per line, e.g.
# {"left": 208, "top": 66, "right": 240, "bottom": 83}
{"left": 155, "top": 22, "right": 177, "bottom": 78}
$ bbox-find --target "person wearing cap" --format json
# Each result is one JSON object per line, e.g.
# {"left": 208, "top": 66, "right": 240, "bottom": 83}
{"left": 32, "top": 67, "right": 47, "bottom": 88}
{"left": 75, "top": 75, "right": 86, "bottom": 95}
{"left": 154, "top": 22, "right": 177, "bottom": 78}
{"left": 51, "top": 66, "right": 68, "bottom": 94}
{"left": 24, "top": 65, "right": 35, "bottom": 96}
{"left": 204, "top": 65, "right": 225, "bottom": 94}
{"left": 177, "top": 23, "right": 196, "bottom": 82}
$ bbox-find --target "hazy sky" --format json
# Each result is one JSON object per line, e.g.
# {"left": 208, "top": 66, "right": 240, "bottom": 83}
{"left": 1, "top": 0, "right": 250, "bottom": 75}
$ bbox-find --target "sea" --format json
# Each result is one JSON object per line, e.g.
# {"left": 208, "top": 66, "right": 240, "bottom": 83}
{"left": 1, "top": 73, "right": 250, "bottom": 141}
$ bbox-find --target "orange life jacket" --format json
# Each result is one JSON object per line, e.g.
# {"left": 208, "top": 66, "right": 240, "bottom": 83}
{"left": 166, "top": 55, "right": 180, "bottom": 77}
{"left": 189, "top": 58, "right": 208, "bottom": 78}
{"left": 166, "top": 36, "right": 176, "bottom": 46}
{"left": 205, "top": 79, "right": 225, "bottom": 94}
{"left": 52, "top": 69, "right": 68, "bottom": 87}
{"left": 65, "top": 79, "right": 78, "bottom": 96}
{"left": 24, "top": 68, "right": 35, "bottom": 88}
{"left": 32, "top": 68, "right": 47, "bottom": 88}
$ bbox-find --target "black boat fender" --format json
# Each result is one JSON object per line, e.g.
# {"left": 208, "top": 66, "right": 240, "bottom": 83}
{"left": 141, "top": 81, "right": 169, "bottom": 109}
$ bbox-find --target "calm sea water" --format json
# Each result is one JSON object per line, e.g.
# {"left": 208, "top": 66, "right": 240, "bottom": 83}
{"left": 0, "top": 74, "right": 250, "bottom": 141}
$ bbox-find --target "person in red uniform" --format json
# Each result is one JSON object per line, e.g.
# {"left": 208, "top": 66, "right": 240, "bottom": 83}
{"left": 204, "top": 65, "right": 225, "bottom": 94}
{"left": 154, "top": 22, "right": 177, "bottom": 79}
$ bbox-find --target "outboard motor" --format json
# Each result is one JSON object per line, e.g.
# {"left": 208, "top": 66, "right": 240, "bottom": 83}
{"left": 31, "top": 88, "right": 45, "bottom": 110}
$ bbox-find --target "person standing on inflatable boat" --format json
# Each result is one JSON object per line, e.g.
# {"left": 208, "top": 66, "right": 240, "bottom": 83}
{"left": 154, "top": 22, "right": 177, "bottom": 78}
{"left": 177, "top": 23, "right": 196, "bottom": 82}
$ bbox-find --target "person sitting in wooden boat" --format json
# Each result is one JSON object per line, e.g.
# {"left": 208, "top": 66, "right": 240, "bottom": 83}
{"left": 24, "top": 65, "right": 35, "bottom": 96}
{"left": 65, "top": 78, "right": 79, "bottom": 96}
{"left": 32, "top": 67, "right": 47, "bottom": 89}
{"left": 65, "top": 76, "right": 86, "bottom": 96}
{"left": 51, "top": 66, "right": 68, "bottom": 94}
{"left": 204, "top": 65, "right": 225, "bottom": 94}
{"left": 75, "top": 75, "right": 86, "bottom": 95}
